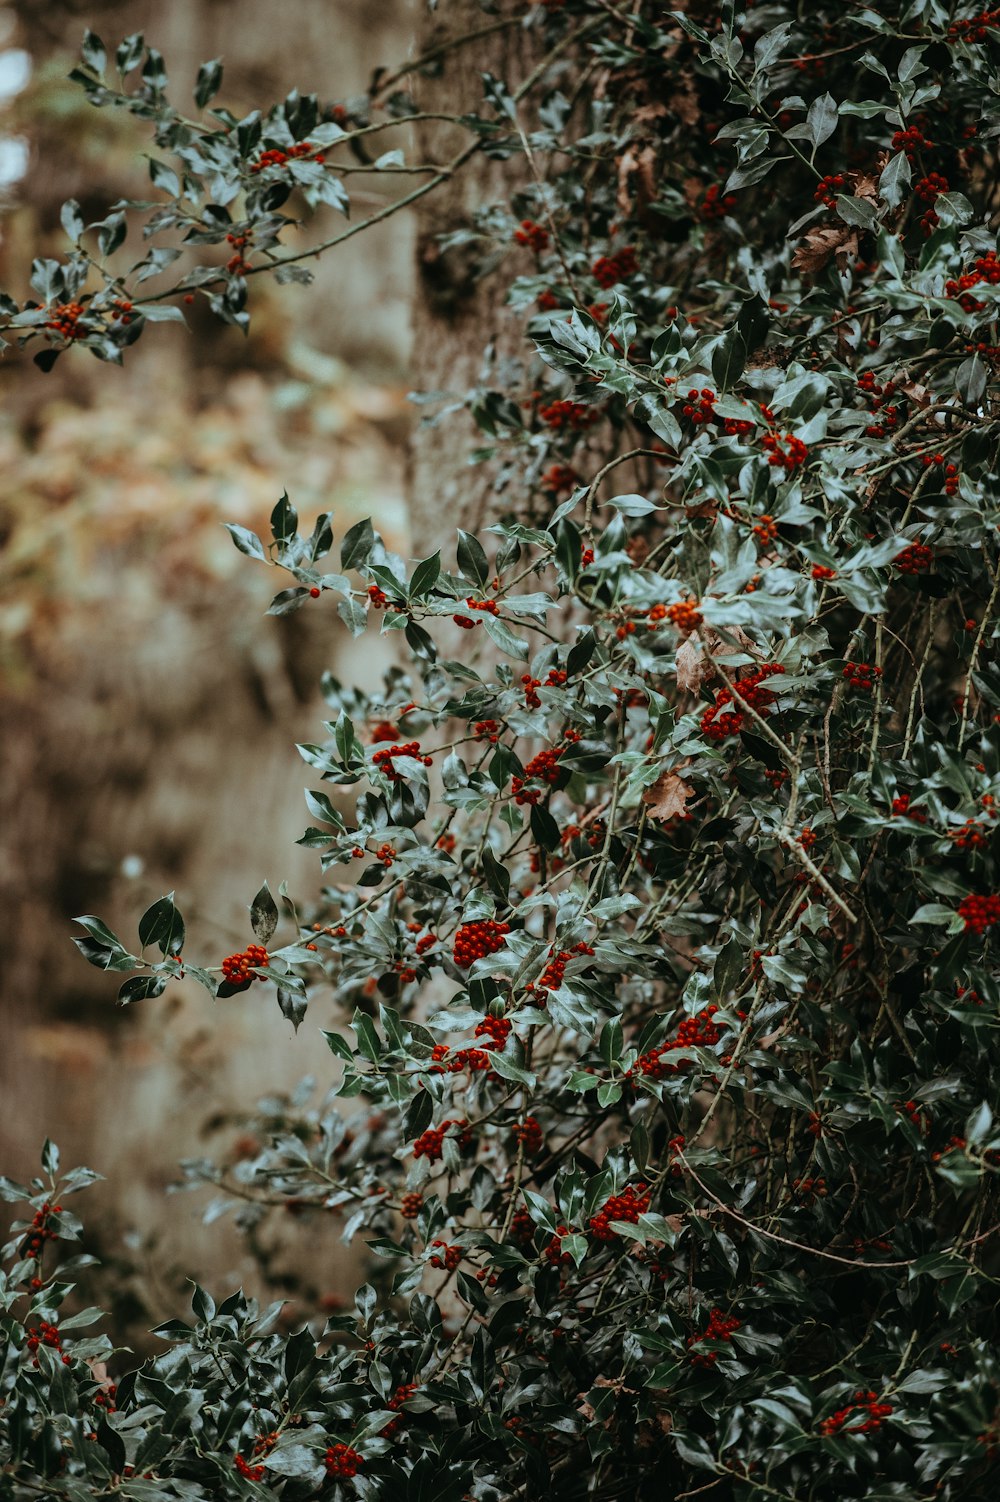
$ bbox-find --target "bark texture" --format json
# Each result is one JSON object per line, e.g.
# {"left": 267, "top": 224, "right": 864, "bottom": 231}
{"left": 406, "top": 3, "right": 540, "bottom": 551}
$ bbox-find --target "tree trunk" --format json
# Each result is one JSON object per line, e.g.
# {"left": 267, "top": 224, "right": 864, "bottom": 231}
{"left": 406, "top": 3, "right": 539, "bottom": 552}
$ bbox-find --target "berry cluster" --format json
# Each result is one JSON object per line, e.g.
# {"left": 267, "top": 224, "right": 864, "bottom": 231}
{"left": 922, "top": 451, "right": 960, "bottom": 493}
{"left": 631, "top": 1005, "right": 722, "bottom": 1080}
{"left": 324, "top": 1443, "right": 363, "bottom": 1480}
{"left": 591, "top": 246, "right": 638, "bottom": 287}
{"left": 544, "top": 1225, "right": 574, "bottom": 1265}
{"left": 372, "top": 741, "right": 433, "bottom": 781}
{"left": 514, "top": 219, "right": 549, "bottom": 252}
{"left": 45, "top": 301, "right": 85, "bottom": 340}
{"left": 814, "top": 172, "right": 846, "bottom": 209}
{"left": 790, "top": 1175, "right": 828, "bottom": 1202}
{"left": 234, "top": 1455, "right": 265, "bottom": 1481}
{"left": 400, "top": 1191, "right": 423, "bottom": 1218}
{"left": 842, "top": 661, "right": 881, "bottom": 691}
{"left": 538, "top": 398, "right": 599, "bottom": 430}
{"left": 474, "top": 718, "right": 501, "bottom": 742}
{"left": 945, "top": 250, "right": 1000, "bottom": 314}
{"left": 666, "top": 600, "right": 703, "bottom": 633}
{"left": 897, "top": 1098, "right": 929, "bottom": 1134}
{"left": 762, "top": 432, "right": 808, "bottom": 471}
{"left": 367, "top": 584, "right": 389, "bottom": 608}
{"left": 682, "top": 387, "right": 716, "bottom": 425}
{"left": 811, "top": 563, "right": 836, "bottom": 581}
{"left": 891, "top": 792, "right": 927, "bottom": 823}
{"left": 429, "top": 1240, "right": 462, "bottom": 1270}
{"left": 535, "top": 939, "right": 595, "bottom": 991}
{"left": 221, "top": 944, "right": 269, "bottom": 984}
{"left": 951, "top": 818, "right": 989, "bottom": 850}
{"left": 541, "top": 463, "right": 579, "bottom": 494}
{"left": 687, "top": 1307, "right": 741, "bottom": 1366}
{"left": 453, "top": 919, "right": 510, "bottom": 967}
{"left": 857, "top": 371, "right": 900, "bottom": 437}
{"left": 700, "top": 183, "right": 736, "bottom": 220}
{"left": 896, "top": 541, "right": 934, "bottom": 574}
{"left": 957, "top": 893, "right": 1000, "bottom": 933}
{"left": 819, "top": 1391, "right": 893, "bottom": 1436}
{"left": 948, "top": 7, "right": 1000, "bottom": 42}
{"left": 513, "top": 1116, "right": 543, "bottom": 1154}
{"left": 412, "top": 1118, "right": 469, "bottom": 1162}
{"left": 589, "top": 1183, "right": 651, "bottom": 1241}
{"left": 700, "top": 663, "right": 785, "bottom": 742}
{"left": 25, "top": 1320, "right": 71, "bottom": 1366}
{"left": 381, "top": 1382, "right": 418, "bottom": 1438}
{"left": 250, "top": 140, "right": 324, "bottom": 173}
{"left": 891, "top": 124, "right": 934, "bottom": 161}
{"left": 21, "top": 1201, "right": 61, "bottom": 1261}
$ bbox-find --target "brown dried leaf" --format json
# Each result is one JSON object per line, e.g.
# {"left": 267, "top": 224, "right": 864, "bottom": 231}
{"left": 792, "top": 224, "right": 858, "bottom": 277}
{"left": 852, "top": 171, "right": 881, "bottom": 204}
{"left": 617, "top": 144, "right": 658, "bottom": 219}
{"left": 675, "top": 635, "right": 705, "bottom": 692}
{"left": 900, "top": 379, "right": 931, "bottom": 408}
{"left": 642, "top": 770, "right": 695, "bottom": 823}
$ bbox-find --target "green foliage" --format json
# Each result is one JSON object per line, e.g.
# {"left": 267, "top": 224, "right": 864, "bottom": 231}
{"left": 5, "top": 2, "right": 1000, "bottom": 1498}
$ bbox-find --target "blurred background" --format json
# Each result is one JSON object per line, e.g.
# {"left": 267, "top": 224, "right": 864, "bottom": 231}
{"left": 0, "top": 0, "right": 418, "bottom": 1334}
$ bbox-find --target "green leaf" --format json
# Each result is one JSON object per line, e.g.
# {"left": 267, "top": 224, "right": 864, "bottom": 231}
{"left": 250, "top": 881, "right": 278, "bottom": 945}
{"left": 340, "top": 517, "right": 375, "bottom": 571}
{"left": 138, "top": 895, "right": 185, "bottom": 956}
{"left": 81, "top": 31, "right": 107, "bottom": 74}
{"left": 482, "top": 613, "right": 529, "bottom": 660}
{"left": 836, "top": 194, "right": 877, "bottom": 228}
{"left": 224, "top": 523, "right": 268, "bottom": 561}
{"left": 457, "top": 529, "right": 489, "bottom": 588}
{"left": 410, "top": 551, "right": 441, "bottom": 596}
{"left": 878, "top": 150, "right": 911, "bottom": 209}
{"left": 489, "top": 1048, "right": 536, "bottom": 1089}
{"left": 118, "top": 974, "right": 168, "bottom": 1005}
{"left": 194, "top": 58, "right": 223, "bottom": 108}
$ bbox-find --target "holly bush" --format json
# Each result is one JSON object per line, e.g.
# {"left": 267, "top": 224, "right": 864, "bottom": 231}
{"left": 3, "top": 2, "right": 1000, "bottom": 1498}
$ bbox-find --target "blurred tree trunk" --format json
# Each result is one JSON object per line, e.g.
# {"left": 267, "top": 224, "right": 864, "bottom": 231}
{"left": 407, "top": 2, "right": 538, "bottom": 551}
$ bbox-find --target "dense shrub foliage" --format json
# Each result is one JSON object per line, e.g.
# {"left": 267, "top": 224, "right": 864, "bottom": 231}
{"left": 3, "top": 2, "right": 1000, "bottom": 1498}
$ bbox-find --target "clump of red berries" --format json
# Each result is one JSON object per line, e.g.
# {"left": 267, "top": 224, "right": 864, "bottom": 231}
{"left": 453, "top": 919, "right": 510, "bottom": 967}
{"left": 945, "top": 251, "right": 1000, "bottom": 313}
{"left": 515, "top": 219, "right": 549, "bottom": 252}
{"left": 589, "top": 1183, "right": 651, "bottom": 1241}
{"left": 700, "top": 183, "right": 736, "bottom": 220}
{"left": 682, "top": 387, "right": 716, "bottom": 425}
{"left": 631, "top": 1006, "right": 722, "bottom": 1080}
{"left": 535, "top": 940, "right": 595, "bottom": 991}
{"left": 400, "top": 1191, "right": 423, "bottom": 1218}
{"left": 814, "top": 172, "right": 846, "bottom": 209}
{"left": 538, "top": 398, "right": 598, "bottom": 430}
{"left": 513, "top": 1116, "right": 543, "bottom": 1154}
{"left": 842, "top": 661, "right": 881, "bottom": 692}
{"left": 687, "top": 1307, "right": 741, "bottom": 1366}
{"left": 250, "top": 140, "right": 324, "bottom": 173}
{"left": 429, "top": 1240, "right": 462, "bottom": 1271}
{"left": 591, "top": 246, "right": 638, "bottom": 287}
{"left": 762, "top": 432, "right": 808, "bottom": 471}
{"left": 957, "top": 893, "right": 1000, "bottom": 933}
{"left": 221, "top": 943, "right": 269, "bottom": 984}
{"left": 21, "top": 1202, "right": 61, "bottom": 1261}
{"left": 891, "top": 793, "right": 927, "bottom": 823}
{"left": 372, "top": 741, "right": 433, "bottom": 781}
{"left": 700, "top": 663, "right": 785, "bottom": 743}
{"left": 325, "top": 1443, "right": 363, "bottom": 1480}
{"left": 819, "top": 1391, "right": 892, "bottom": 1436}
{"left": 896, "top": 541, "right": 934, "bottom": 574}
{"left": 25, "top": 1320, "right": 71, "bottom": 1367}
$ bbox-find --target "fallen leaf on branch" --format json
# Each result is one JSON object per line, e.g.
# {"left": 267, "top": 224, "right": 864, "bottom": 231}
{"left": 642, "top": 770, "right": 694, "bottom": 822}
